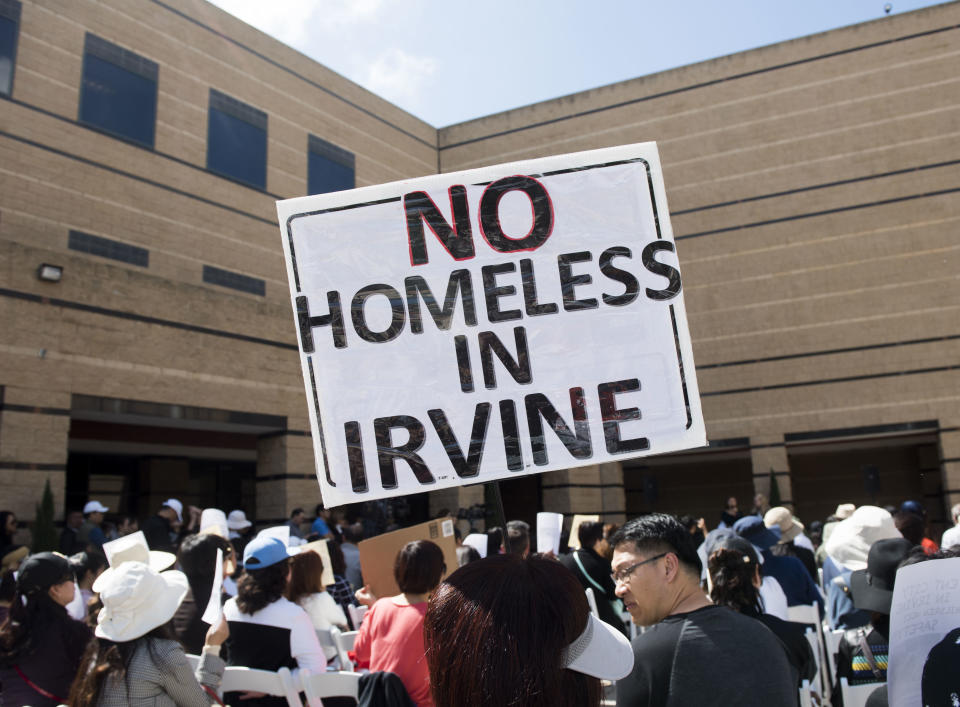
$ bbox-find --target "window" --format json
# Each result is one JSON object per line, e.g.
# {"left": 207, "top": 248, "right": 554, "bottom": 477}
{"left": 307, "top": 135, "right": 355, "bottom": 195}
{"left": 202, "top": 265, "right": 265, "bottom": 296}
{"left": 0, "top": 0, "right": 21, "bottom": 97}
{"left": 69, "top": 230, "right": 149, "bottom": 267}
{"left": 207, "top": 89, "right": 267, "bottom": 190}
{"left": 78, "top": 34, "right": 158, "bottom": 147}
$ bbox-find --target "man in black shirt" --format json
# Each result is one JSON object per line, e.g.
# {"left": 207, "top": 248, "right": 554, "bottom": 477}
{"left": 612, "top": 514, "right": 795, "bottom": 706}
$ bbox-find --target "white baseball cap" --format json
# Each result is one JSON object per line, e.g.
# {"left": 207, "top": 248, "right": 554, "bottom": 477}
{"left": 163, "top": 498, "right": 183, "bottom": 522}
{"left": 561, "top": 613, "right": 634, "bottom": 680}
{"left": 83, "top": 500, "right": 109, "bottom": 514}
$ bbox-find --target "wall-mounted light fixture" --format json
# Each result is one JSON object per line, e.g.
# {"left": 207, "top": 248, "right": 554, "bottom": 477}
{"left": 37, "top": 263, "right": 63, "bottom": 282}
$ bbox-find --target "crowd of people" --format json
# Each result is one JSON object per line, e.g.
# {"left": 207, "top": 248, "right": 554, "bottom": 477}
{"left": 0, "top": 494, "right": 956, "bottom": 706}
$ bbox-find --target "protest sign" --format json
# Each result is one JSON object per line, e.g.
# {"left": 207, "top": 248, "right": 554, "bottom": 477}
{"left": 567, "top": 514, "right": 600, "bottom": 550}
{"left": 278, "top": 142, "right": 705, "bottom": 507}
{"left": 357, "top": 519, "right": 457, "bottom": 598}
{"left": 201, "top": 548, "right": 223, "bottom": 626}
{"left": 888, "top": 557, "right": 960, "bottom": 706}
{"left": 537, "top": 512, "right": 563, "bottom": 554}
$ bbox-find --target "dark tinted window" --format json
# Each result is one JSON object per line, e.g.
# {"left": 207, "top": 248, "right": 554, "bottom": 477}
{"left": 69, "top": 230, "right": 149, "bottom": 268}
{"left": 202, "top": 265, "right": 265, "bottom": 296}
{"left": 308, "top": 135, "right": 355, "bottom": 195}
{"left": 0, "top": 0, "right": 21, "bottom": 97}
{"left": 78, "top": 34, "right": 158, "bottom": 147}
{"left": 207, "top": 89, "right": 267, "bottom": 190}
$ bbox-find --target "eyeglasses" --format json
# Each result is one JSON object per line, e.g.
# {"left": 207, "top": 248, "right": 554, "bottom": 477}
{"left": 610, "top": 552, "right": 667, "bottom": 585}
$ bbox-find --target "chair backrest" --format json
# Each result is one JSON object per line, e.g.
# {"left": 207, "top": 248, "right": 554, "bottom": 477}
{"left": 330, "top": 627, "right": 357, "bottom": 671}
{"left": 824, "top": 628, "right": 843, "bottom": 679}
{"left": 300, "top": 668, "right": 362, "bottom": 705}
{"left": 221, "top": 666, "right": 301, "bottom": 707}
{"left": 584, "top": 587, "right": 600, "bottom": 618}
{"left": 786, "top": 603, "right": 819, "bottom": 625}
{"left": 798, "top": 679, "right": 813, "bottom": 707}
{"left": 840, "top": 677, "right": 880, "bottom": 707}
{"left": 347, "top": 603, "right": 368, "bottom": 629}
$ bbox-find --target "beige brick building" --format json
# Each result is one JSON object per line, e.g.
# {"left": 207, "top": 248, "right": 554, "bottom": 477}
{"left": 1, "top": 0, "right": 958, "bottom": 540}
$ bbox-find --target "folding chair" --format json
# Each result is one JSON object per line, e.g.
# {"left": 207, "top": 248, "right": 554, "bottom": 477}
{"left": 347, "top": 603, "right": 368, "bottom": 629}
{"left": 788, "top": 604, "right": 829, "bottom": 697}
{"left": 798, "top": 679, "right": 813, "bottom": 707}
{"left": 840, "top": 677, "right": 880, "bottom": 707}
{"left": 220, "top": 666, "right": 301, "bottom": 707}
{"left": 300, "top": 669, "right": 363, "bottom": 706}
{"left": 331, "top": 627, "right": 358, "bottom": 671}
{"left": 824, "top": 628, "right": 843, "bottom": 682}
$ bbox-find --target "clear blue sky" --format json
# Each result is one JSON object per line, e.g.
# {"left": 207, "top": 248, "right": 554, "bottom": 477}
{"left": 209, "top": 0, "right": 952, "bottom": 127}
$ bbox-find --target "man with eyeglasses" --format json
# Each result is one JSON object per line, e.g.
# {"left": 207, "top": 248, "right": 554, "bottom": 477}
{"left": 612, "top": 514, "right": 795, "bottom": 706}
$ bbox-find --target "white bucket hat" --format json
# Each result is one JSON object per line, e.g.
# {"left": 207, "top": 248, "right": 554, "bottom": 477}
{"left": 227, "top": 510, "right": 252, "bottom": 530}
{"left": 101, "top": 531, "right": 176, "bottom": 573}
{"left": 561, "top": 613, "right": 634, "bottom": 680}
{"left": 825, "top": 505, "right": 901, "bottom": 571}
{"left": 94, "top": 561, "right": 188, "bottom": 642}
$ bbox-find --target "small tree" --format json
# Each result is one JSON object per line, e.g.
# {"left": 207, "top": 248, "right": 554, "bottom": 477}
{"left": 768, "top": 468, "right": 782, "bottom": 508}
{"left": 32, "top": 478, "right": 59, "bottom": 553}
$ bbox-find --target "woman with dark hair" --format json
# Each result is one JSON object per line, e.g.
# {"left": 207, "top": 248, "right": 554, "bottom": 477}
{"left": 286, "top": 549, "right": 347, "bottom": 660}
{"left": 353, "top": 540, "right": 446, "bottom": 706}
{"left": 325, "top": 539, "right": 360, "bottom": 624}
{"left": 424, "top": 553, "right": 633, "bottom": 707}
{"left": 223, "top": 535, "right": 325, "bottom": 706}
{"left": 173, "top": 533, "right": 235, "bottom": 654}
{"left": 69, "top": 550, "right": 108, "bottom": 614}
{"left": 0, "top": 552, "right": 92, "bottom": 706}
{"left": 707, "top": 536, "right": 816, "bottom": 688}
{"left": 69, "top": 560, "right": 228, "bottom": 706}
{"left": 0, "top": 511, "right": 16, "bottom": 548}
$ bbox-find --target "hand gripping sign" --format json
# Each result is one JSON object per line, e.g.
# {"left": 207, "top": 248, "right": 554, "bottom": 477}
{"left": 277, "top": 142, "right": 705, "bottom": 507}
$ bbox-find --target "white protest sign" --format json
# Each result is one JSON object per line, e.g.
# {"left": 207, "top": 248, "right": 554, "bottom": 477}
{"left": 201, "top": 548, "right": 223, "bottom": 626}
{"left": 537, "top": 512, "right": 563, "bottom": 555}
{"left": 278, "top": 142, "right": 705, "bottom": 507}
{"left": 888, "top": 557, "right": 960, "bottom": 706}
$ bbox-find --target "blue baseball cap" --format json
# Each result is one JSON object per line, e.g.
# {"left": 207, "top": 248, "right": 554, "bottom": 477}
{"left": 733, "top": 515, "right": 781, "bottom": 550}
{"left": 242, "top": 535, "right": 290, "bottom": 570}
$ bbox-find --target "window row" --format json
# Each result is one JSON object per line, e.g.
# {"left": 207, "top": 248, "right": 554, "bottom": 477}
{"left": 69, "top": 229, "right": 266, "bottom": 296}
{"left": 0, "top": 6, "right": 354, "bottom": 195}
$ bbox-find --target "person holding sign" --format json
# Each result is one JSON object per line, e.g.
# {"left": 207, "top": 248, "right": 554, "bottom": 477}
{"left": 353, "top": 540, "right": 445, "bottom": 707}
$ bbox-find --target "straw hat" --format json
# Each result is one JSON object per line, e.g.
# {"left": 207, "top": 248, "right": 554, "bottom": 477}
{"left": 764, "top": 507, "right": 804, "bottom": 544}
{"left": 94, "top": 561, "right": 188, "bottom": 642}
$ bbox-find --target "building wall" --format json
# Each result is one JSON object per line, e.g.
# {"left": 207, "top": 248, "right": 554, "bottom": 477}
{"left": 2, "top": 0, "right": 958, "bottom": 534}
{"left": 438, "top": 2, "right": 960, "bottom": 529}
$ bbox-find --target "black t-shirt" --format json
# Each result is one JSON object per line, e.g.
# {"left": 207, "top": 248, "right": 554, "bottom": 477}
{"left": 616, "top": 605, "right": 796, "bottom": 707}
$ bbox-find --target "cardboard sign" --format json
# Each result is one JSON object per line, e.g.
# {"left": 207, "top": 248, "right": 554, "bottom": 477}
{"left": 357, "top": 519, "right": 457, "bottom": 599}
{"left": 888, "top": 557, "right": 960, "bottom": 706}
{"left": 278, "top": 143, "right": 705, "bottom": 506}
{"left": 567, "top": 514, "right": 601, "bottom": 550}
{"left": 298, "top": 539, "right": 336, "bottom": 587}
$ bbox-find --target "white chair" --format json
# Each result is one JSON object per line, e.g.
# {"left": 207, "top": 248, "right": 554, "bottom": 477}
{"left": 300, "top": 669, "right": 362, "bottom": 706}
{"left": 788, "top": 604, "right": 829, "bottom": 696}
{"left": 585, "top": 587, "right": 600, "bottom": 619}
{"left": 824, "top": 628, "right": 843, "bottom": 681}
{"left": 331, "top": 627, "right": 358, "bottom": 671}
{"left": 840, "top": 677, "right": 880, "bottom": 707}
{"left": 798, "top": 679, "right": 813, "bottom": 707}
{"left": 347, "top": 603, "right": 368, "bottom": 629}
{"left": 220, "top": 666, "right": 301, "bottom": 707}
